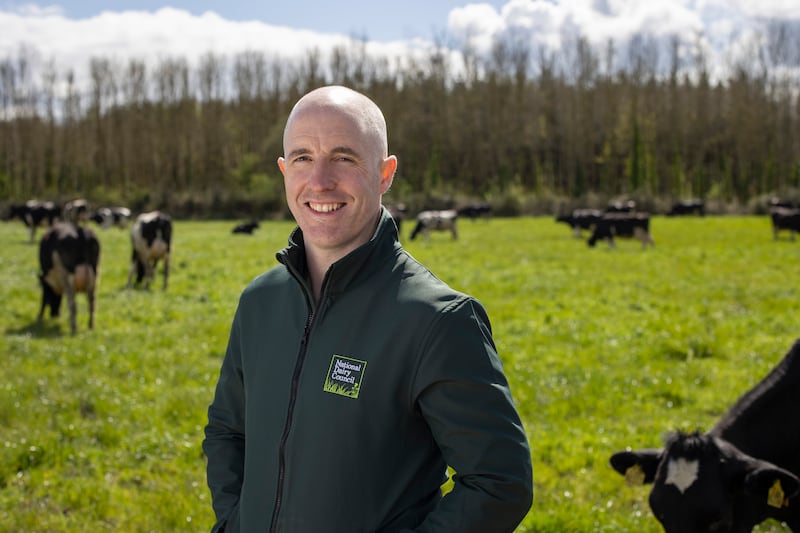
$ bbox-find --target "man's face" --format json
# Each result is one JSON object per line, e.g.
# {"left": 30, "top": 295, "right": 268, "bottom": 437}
{"left": 278, "top": 104, "right": 395, "bottom": 261}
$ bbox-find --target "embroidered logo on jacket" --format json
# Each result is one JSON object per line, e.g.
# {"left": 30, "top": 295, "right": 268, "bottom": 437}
{"left": 324, "top": 355, "right": 367, "bottom": 399}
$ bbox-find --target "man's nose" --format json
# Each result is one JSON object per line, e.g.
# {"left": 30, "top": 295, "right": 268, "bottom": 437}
{"left": 307, "top": 161, "right": 336, "bottom": 190}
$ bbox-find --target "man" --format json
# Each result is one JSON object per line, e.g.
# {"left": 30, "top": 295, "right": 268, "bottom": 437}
{"left": 202, "top": 85, "right": 533, "bottom": 532}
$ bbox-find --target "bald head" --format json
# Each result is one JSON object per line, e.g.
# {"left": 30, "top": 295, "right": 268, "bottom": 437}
{"left": 283, "top": 86, "right": 389, "bottom": 158}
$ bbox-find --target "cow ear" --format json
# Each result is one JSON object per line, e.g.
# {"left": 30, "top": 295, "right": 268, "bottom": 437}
{"left": 610, "top": 449, "right": 663, "bottom": 486}
{"left": 744, "top": 464, "right": 800, "bottom": 509}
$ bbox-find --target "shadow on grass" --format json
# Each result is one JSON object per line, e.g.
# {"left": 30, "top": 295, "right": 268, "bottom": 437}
{"left": 5, "top": 320, "right": 65, "bottom": 338}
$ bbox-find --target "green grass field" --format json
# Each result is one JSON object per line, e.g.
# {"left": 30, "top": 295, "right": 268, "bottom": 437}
{"left": 0, "top": 214, "right": 797, "bottom": 532}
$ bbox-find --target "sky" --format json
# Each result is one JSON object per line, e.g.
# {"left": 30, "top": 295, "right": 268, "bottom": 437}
{"left": 1, "top": 0, "right": 799, "bottom": 93}
{"left": 2, "top": 0, "right": 512, "bottom": 42}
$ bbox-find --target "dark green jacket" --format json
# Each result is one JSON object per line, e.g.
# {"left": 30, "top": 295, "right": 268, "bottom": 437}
{"left": 203, "top": 207, "right": 533, "bottom": 532}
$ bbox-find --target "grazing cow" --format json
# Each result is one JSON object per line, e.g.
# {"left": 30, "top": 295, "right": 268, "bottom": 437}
{"left": 457, "top": 202, "right": 492, "bottom": 220}
{"left": 606, "top": 200, "right": 637, "bottom": 213}
{"left": 556, "top": 208, "right": 603, "bottom": 238}
{"left": 610, "top": 339, "right": 800, "bottom": 532}
{"left": 587, "top": 212, "right": 654, "bottom": 248}
{"left": 127, "top": 211, "right": 172, "bottom": 290}
{"left": 232, "top": 220, "right": 260, "bottom": 235}
{"left": 6, "top": 200, "right": 61, "bottom": 242}
{"left": 667, "top": 200, "right": 706, "bottom": 216}
{"left": 91, "top": 207, "right": 132, "bottom": 229}
{"left": 409, "top": 210, "right": 458, "bottom": 241}
{"left": 38, "top": 222, "right": 100, "bottom": 335}
{"left": 64, "top": 198, "right": 90, "bottom": 224}
{"left": 770, "top": 207, "right": 800, "bottom": 241}
{"left": 769, "top": 197, "right": 795, "bottom": 210}
{"left": 387, "top": 203, "right": 408, "bottom": 237}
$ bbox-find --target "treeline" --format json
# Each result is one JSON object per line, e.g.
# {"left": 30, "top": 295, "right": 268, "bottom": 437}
{"left": 1, "top": 29, "right": 799, "bottom": 218}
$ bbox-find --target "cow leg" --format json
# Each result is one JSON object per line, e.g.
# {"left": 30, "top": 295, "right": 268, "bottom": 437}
{"left": 635, "top": 228, "right": 655, "bottom": 248}
{"left": 38, "top": 288, "right": 47, "bottom": 324}
{"left": 451, "top": 224, "right": 458, "bottom": 240}
{"left": 127, "top": 259, "right": 137, "bottom": 288}
{"left": 67, "top": 287, "right": 77, "bottom": 335}
{"left": 51, "top": 252, "right": 76, "bottom": 334}
{"left": 162, "top": 254, "right": 170, "bottom": 290}
{"left": 64, "top": 273, "right": 77, "bottom": 335}
{"left": 87, "top": 286, "right": 95, "bottom": 330}
{"left": 144, "top": 259, "right": 155, "bottom": 290}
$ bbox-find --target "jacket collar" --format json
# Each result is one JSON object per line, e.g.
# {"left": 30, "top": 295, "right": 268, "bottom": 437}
{"left": 276, "top": 206, "right": 401, "bottom": 298}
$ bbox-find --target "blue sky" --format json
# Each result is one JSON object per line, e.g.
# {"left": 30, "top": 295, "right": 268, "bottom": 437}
{"left": 3, "top": 0, "right": 511, "bottom": 42}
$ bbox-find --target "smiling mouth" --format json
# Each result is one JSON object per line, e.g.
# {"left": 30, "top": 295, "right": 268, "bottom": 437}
{"left": 308, "top": 202, "right": 345, "bottom": 213}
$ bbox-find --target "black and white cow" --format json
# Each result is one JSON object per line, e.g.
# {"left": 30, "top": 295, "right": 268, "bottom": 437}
{"left": 409, "top": 210, "right": 458, "bottom": 241}
{"left": 38, "top": 222, "right": 100, "bottom": 335}
{"left": 64, "top": 198, "right": 91, "bottom": 224}
{"left": 91, "top": 207, "right": 132, "bottom": 229}
{"left": 770, "top": 207, "right": 800, "bottom": 241}
{"left": 667, "top": 200, "right": 706, "bottom": 216}
{"left": 556, "top": 208, "right": 603, "bottom": 238}
{"left": 232, "top": 220, "right": 259, "bottom": 234}
{"left": 387, "top": 204, "right": 408, "bottom": 237}
{"left": 769, "top": 197, "right": 795, "bottom": 210}
{"left": 587, "top": 212, "right": 654, "bottom": 248}
{"left": 457, "top": 202, "right": 492, "bottom": 220}
{"left": 610, "top": 338, "right": 800, "bottom": 532}
{"left": 606, "top": 200, "right": 637, "bottom": 213}
{"left": 127, "top": 211, "right": 172, "bottom": 290}
{"left": 6, "top": 200, "right": 61, "bottom": 242}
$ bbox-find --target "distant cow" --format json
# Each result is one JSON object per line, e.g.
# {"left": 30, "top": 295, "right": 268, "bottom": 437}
{"left": 64, "top": 199, "right": 90, "bottom": 224}
{"left": 667, "top": 200, "right": 705, "bottom": 216}
{"left": 6, "top": 200, "right": 61, "bottom": 242}
{"left": 769, "top": 197, "right": 795, "bottom": 210}
{"left": 232, "top": 220, "right": 260, "bottom": 235}
{"left": 387, "top": 204, "right": 408, "bottom": 237}
{"left": 457, "top": 202, "right": 492, "bottom": 220}
{"left": 91, "top": 207, "right": 132, "bottom": 229}
{"left": 409, "top": 210, "right": 458, "bottom": 241}
{"left": 606, "top": 200, "right": 637, "bottom": 213}
{"left": 587, "top": 212, "right": 654, "bottom": 248}
{"left": 127, "top": 211, "right": 172, "bottom": 290}
{"left": 610, "top": 339, "right": 800, "bottom": 532}
{"left": 556, "top": 209, "right": 603, "bottom": 238}
{"left": 38, "top": 222, "right": 100, "bottom": 335}
{"left": 770, "top": 207, "right": 800, "bottom": 241}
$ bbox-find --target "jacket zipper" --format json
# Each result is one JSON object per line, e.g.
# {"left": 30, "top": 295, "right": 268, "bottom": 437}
{"left": 268, "top": 309, "right": 315, "bottom": 533}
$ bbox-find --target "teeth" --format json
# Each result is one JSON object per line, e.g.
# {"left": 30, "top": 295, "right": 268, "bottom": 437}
{"left": 309, "top": 202, "right": 343, "bottom": 213}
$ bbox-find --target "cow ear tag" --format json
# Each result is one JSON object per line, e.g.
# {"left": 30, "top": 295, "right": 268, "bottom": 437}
{"left": 768, "top": 480, "right": 785, "bottom": 508}
{"left": 625, "top": 464, "right": 646, "bottom": 486}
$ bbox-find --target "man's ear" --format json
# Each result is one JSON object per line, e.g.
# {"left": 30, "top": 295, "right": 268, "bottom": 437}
{"left": 379, "top": 155, "right": 397, "bottom": 194}
{"left": 277, "top": 157, "right": 286, "bottom": 174}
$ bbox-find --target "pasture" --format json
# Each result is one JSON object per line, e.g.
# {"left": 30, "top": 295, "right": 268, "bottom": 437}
{"left": 0, "top": 214, "right": 797, "bottom": 532}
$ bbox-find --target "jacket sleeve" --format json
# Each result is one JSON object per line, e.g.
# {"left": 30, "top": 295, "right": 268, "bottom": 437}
{"left": 407, "top": 298, "right": 533, "bottom": 533}
{"left": 202, "top": 310, "right": 246, "bottom": 532}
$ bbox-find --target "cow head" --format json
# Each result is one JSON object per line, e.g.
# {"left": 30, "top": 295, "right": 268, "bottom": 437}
{"left": 610, "top": 431, "right": 800, "bottom": 532}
